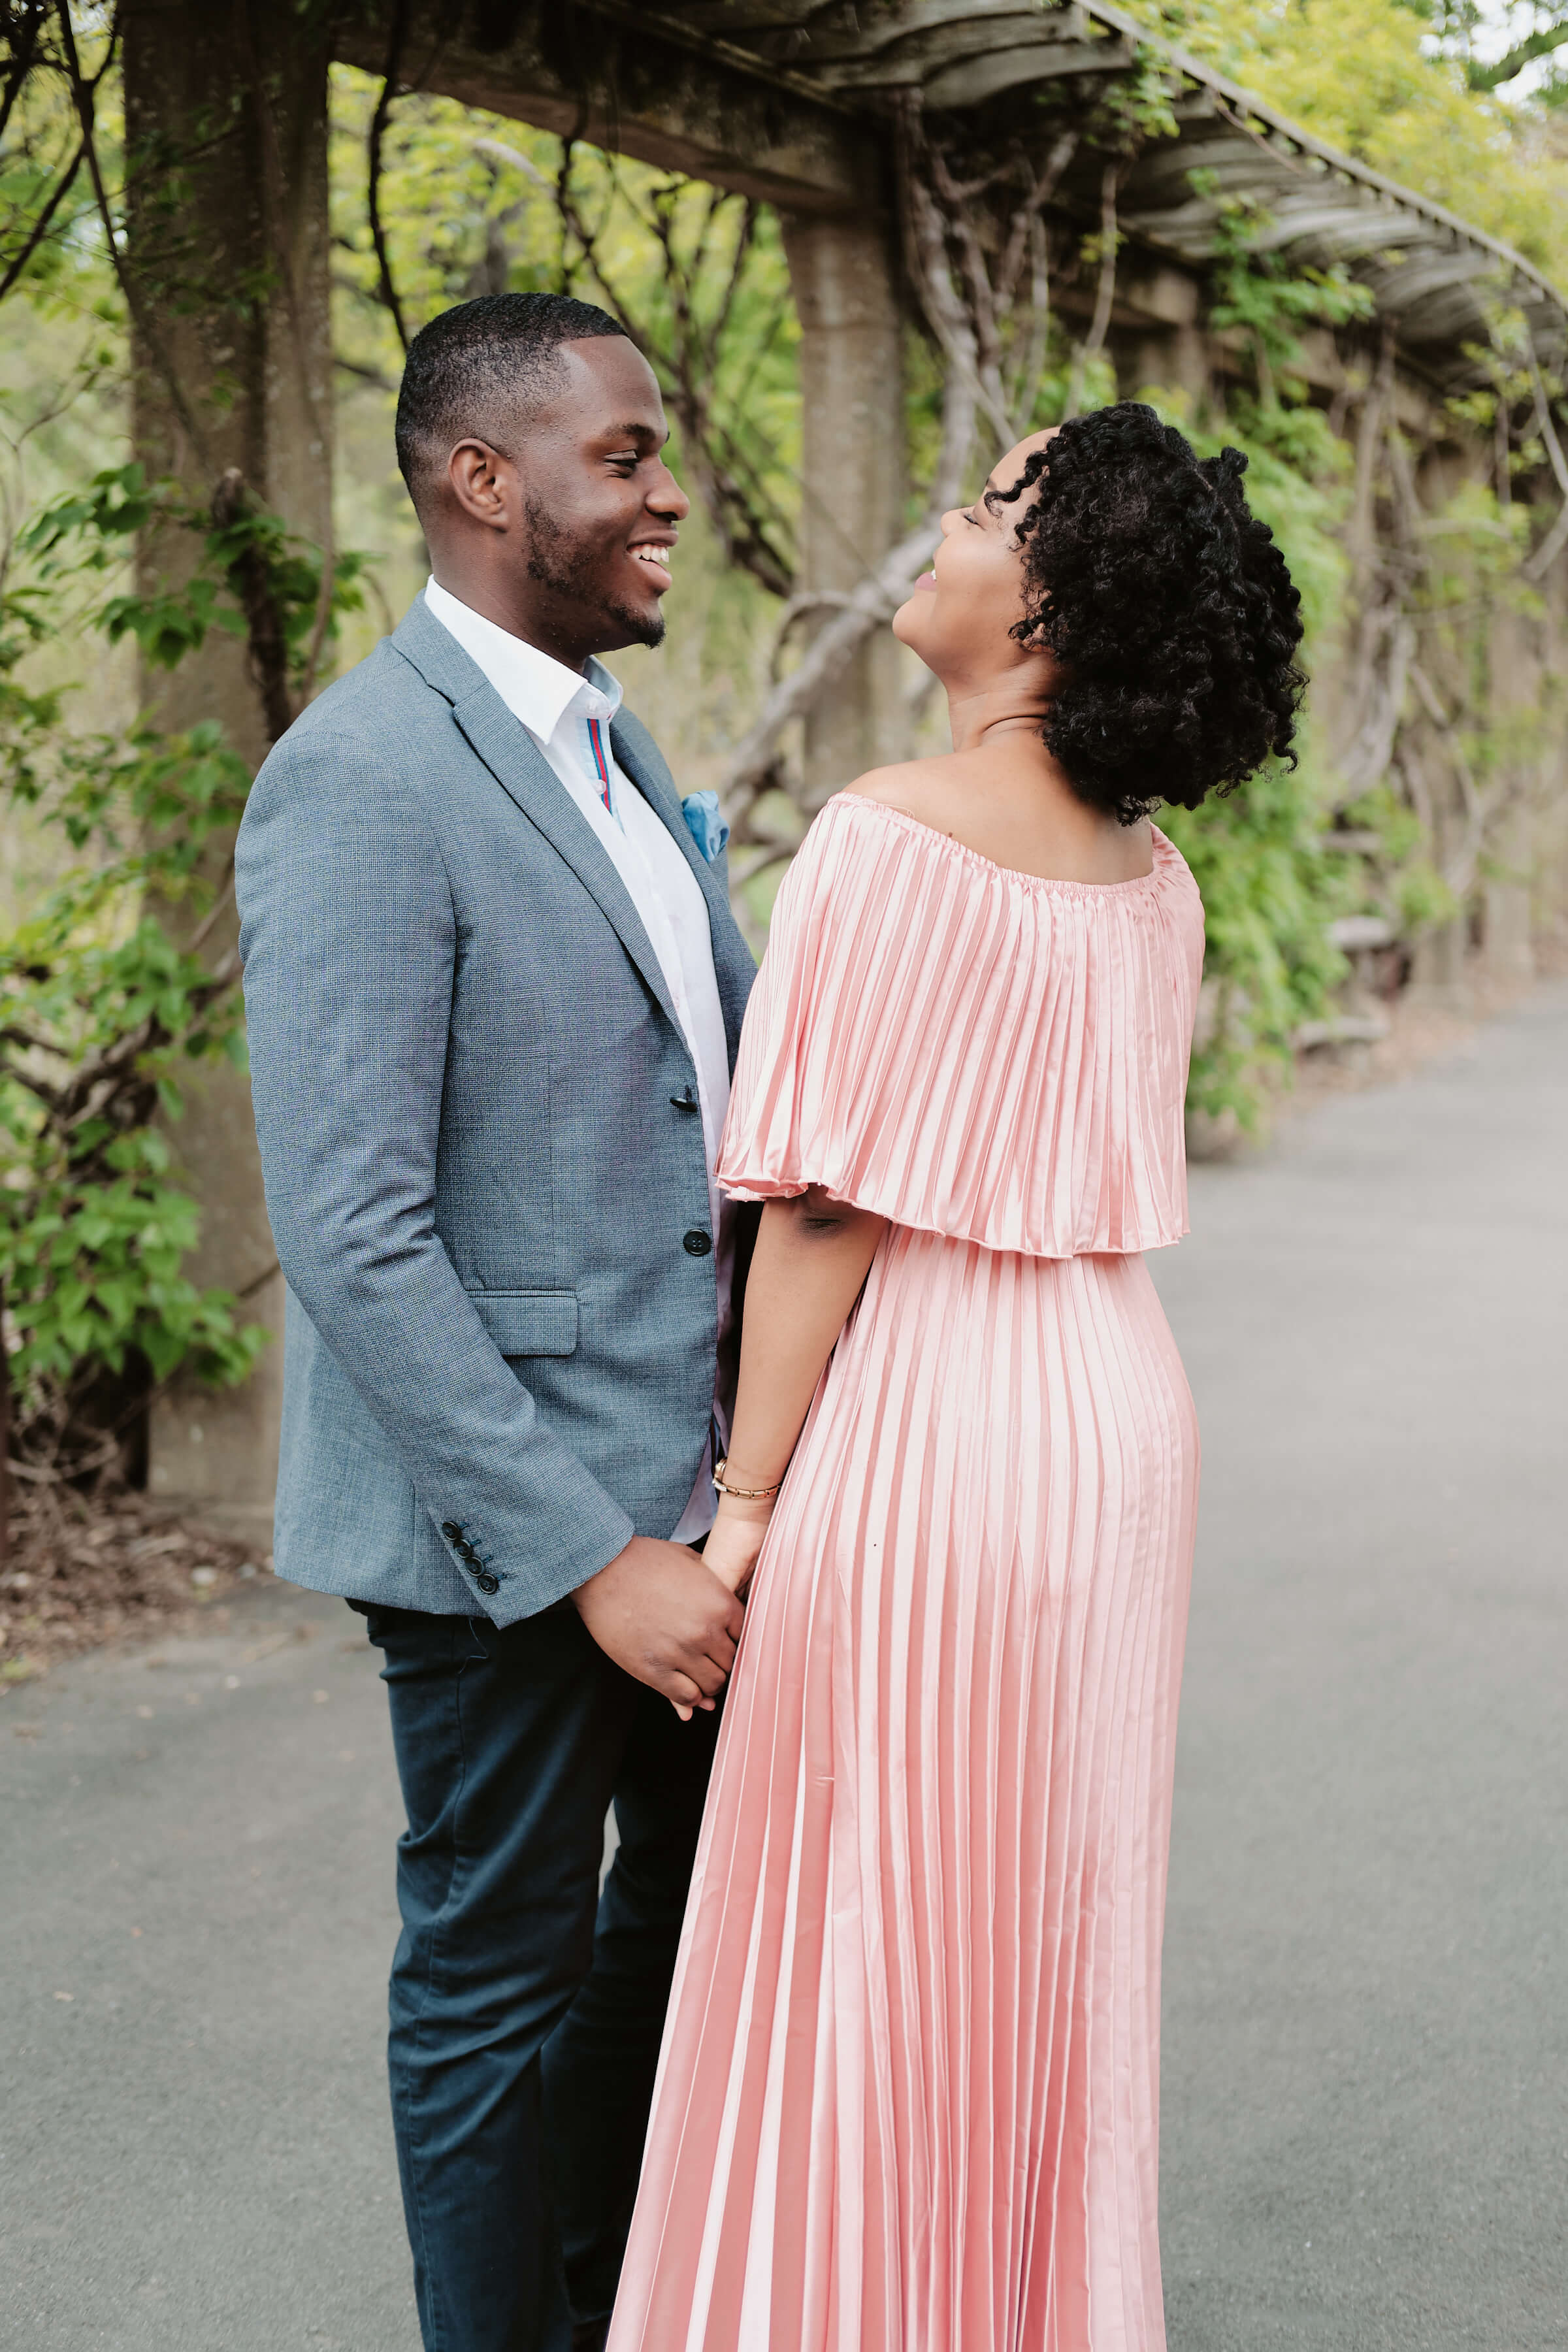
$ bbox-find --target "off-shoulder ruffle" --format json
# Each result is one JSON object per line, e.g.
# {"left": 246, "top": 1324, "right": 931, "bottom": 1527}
{"left": 715, "top": 792, "right": 1203, "bottom": 1258}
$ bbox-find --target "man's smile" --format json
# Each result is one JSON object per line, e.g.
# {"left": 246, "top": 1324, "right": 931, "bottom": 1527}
{"left": 628, "top": 535, "right": 676, "bottom": 587}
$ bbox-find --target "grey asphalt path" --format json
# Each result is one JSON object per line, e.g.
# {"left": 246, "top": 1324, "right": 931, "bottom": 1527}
{"left": 2, "top": 1587, "right": 420, "bottom": 2351}
{"left": 1151, "top": 979, "right": 1568, "bottom": 2352}
{"left": 3, "top": 984, "right": 1564, "bottom": 2352}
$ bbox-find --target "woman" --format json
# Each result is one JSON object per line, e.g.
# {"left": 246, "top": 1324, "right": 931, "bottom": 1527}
{"left": 607, "top": 403, "right": 1305, "bottom": 2352}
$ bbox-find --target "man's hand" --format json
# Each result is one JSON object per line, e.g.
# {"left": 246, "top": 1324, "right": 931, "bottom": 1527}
{"left": 572, "top": 1536, "right": 744, "bottom": 1717}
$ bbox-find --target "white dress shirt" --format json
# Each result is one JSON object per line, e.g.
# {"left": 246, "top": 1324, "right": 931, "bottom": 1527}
{"left": 423, "top": 578, "right": 729, "bottom": 1539}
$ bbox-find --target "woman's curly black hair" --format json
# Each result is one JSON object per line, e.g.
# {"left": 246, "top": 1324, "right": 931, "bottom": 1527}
{"left": 990, "top": 402, "right": 1306, "bottom": 825}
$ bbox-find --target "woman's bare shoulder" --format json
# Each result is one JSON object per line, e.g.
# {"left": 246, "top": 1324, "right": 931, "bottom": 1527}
{"left": 845, "top": 758, "right": 958, "bottom": 819}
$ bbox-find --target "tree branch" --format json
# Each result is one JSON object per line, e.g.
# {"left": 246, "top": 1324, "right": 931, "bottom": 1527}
{"left": 367, "top": 0, "right": 411, "bottom": 353}
{"left": 896, "top": 100, "right": 1013, "bottom": 452}
{"left": 209, "top": 468, "right": 295, "bottom": 745}
{"left": 549, "top": 150, "right": 795, "bottom": 596}
{"left": 0, "top": 0, "right": 48, "bottom": 152}
{"left": 1523, "top": 341, "right": 1568, "bottom": 582}
{"left": 55, "top": 1, "right": 210, "bottom": 471}
{"left": 720, "top": 359, "right": 978, "bottom": 814}
{"left": 1063, "top": 163, "right": 1120, "bottom": 423}
{"left": 229, "top": 0, "right": 336, "bottom": 704}
{"left": 0, "top": 134, "right": 86, "bottom": 306}
{"left": 333, "top": 353, "right": 397, "bottom": 393}
{"left": 1468, "top": 18, "right": 1568, "bottom": 89}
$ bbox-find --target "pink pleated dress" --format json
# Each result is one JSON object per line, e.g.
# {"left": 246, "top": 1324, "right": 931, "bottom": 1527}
{"left": 608, "top": 794, "right": 1205, "bottom": 2352}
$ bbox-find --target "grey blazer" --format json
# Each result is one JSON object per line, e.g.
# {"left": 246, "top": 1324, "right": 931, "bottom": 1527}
{"left": 235, "top": 598, "right": 756, "bottom": 1624}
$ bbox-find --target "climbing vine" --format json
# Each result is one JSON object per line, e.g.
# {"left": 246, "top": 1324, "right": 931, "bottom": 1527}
{"left": 0, "top": 462, "right": 365, "bottom": 1484}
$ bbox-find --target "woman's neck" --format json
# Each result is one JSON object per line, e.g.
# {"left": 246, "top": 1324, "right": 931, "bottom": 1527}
{"left": 944, "top": 678, "right": 1054, "bottom": 758}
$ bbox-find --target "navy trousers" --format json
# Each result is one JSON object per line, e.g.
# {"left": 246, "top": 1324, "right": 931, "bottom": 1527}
{"left": 355, "top": 1597, "right": 721, "bottom": 2352}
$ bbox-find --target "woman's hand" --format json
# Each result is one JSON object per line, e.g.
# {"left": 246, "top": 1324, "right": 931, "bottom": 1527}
{"left": 662, "top": 1495, "right": 772, "bottom": 1720}
{"left": 703, "top": 1492, "right": 776, "bottom": 1599}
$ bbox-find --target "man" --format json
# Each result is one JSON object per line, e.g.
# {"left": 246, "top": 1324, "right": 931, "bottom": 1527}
{"left": 235, "top": 293, "right": 755, "bottom": 2352}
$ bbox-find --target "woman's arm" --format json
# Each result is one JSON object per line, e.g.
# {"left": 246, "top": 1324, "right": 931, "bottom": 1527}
{"left": 700, "top": 1187, "right": 887, "bottom": 1603}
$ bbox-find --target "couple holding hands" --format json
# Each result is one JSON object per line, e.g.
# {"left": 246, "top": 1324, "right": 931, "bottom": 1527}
{"left": 236, "top": 291, "right": 1301, "bottom": 2352}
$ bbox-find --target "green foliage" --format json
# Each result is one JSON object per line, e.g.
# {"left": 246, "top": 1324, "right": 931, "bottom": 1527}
{"left": 21, "top": 461, "right": 368, "bottom": 686}
{"left": 1139, "top": 216, "right": 1367, "bottom": 1120}
{"left": 0, "top": 859, "right": 269, "bottom": 1456}
{"left": 1159, "top": 747, "right": 1354, "bottom": 1119}
{"left": 1205, "top": 192, "right": 1376, "bottom": 407}
{"left": 1129, "top": 0, "right": 1568, "bottom": 282}
{"left": 0, "top": 459, "right": 365, "bottom": 1463}
{"left": 0, "top": 902, "right": 265, "bottom": 1396}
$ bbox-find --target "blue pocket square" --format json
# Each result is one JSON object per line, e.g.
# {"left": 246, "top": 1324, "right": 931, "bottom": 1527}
{"left": 681, "top": 791, "right": 730, "bottom": 862}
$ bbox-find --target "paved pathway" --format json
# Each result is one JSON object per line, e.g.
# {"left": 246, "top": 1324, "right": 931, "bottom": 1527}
{"left": 3, "top": 983, "right": 1565, "bottom": 2350}
{"left": 1151, "top": 981, "right": 1568, "bottom": 2352}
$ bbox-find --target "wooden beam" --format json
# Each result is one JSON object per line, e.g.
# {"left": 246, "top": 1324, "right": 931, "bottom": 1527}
{"left": 921, "top": 39, "right": 1133, "bottom": 106}
{"left": 332, "top": 1, "right": 866, "bottom": 213}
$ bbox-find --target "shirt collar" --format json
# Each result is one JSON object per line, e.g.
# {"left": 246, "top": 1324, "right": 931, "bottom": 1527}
{"left": 423, "top": 578, "right": 622, "bottom": 741}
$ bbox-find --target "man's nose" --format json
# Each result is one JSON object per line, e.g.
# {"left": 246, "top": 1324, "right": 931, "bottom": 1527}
{"left": 651, "top": 463, "right": 691, "bottom": 521}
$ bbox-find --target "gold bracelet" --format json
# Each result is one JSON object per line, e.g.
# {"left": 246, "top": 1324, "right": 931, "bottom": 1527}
{"left": 712, "top": 1457, "right": 783, "bottom": 1501}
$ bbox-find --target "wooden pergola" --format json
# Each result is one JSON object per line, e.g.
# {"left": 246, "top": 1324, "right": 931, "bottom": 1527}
{"left": 323, "top": 1, "right": 1568, "bottom": 806}
{"left": 123, "top": 0, "right": 1567, "bottom": 1531}
{"left": 336, "top": 1, "right": 1568, "bottom": 384}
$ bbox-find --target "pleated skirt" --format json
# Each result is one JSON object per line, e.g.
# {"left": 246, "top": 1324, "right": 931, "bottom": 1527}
{"left": 607, "top": 1224, "right": 1200, "bottom": 2352}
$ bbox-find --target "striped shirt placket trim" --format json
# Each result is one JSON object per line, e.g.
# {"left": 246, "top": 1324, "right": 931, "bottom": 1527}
{"left": 586, "top": 715, "right": 614, "bottom": 819}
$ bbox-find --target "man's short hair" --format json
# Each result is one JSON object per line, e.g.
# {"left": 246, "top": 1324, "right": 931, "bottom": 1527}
{"left": 394, "top": 292, "right": 630, "bottom": 512}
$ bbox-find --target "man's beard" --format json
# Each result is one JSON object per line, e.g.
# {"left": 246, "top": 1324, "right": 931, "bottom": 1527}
{"left": 523, "top": 494, "right": 666, "bottom": 649}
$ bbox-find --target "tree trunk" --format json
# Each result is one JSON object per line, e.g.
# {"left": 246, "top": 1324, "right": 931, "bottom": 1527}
{"left": 123, "top": 0, "right": 333, "bottom": 1545}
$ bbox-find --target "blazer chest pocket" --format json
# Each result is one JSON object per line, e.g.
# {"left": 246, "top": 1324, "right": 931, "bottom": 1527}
{"left": 466, "top": 1289, "right": 579, "bottom": 1358}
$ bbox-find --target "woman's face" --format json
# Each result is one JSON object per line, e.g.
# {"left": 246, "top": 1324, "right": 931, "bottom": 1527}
{"left": 892, "top": 427, "right": 1059, "bottom": 689}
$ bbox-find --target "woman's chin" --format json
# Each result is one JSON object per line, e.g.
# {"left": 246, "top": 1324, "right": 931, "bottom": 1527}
{"left": 891, "top": 598, "right": 943, "bottom": 677}
{"left": 890, "top": 596, "right": 928, "bottom": 651}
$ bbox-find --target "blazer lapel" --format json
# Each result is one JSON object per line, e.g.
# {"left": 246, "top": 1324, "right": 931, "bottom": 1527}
{"left": 390, "top": 603, "right": 683, "bottom": 1036}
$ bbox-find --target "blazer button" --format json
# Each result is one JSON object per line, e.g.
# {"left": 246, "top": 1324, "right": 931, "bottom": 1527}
{"left": 670, "top": 1086, "right": 699, "bottom": 1113}
{"left": 474, "top": 1570, "right": 500, "bottom": 1595}
{"left": 683, "top": 1228, "right": 712, "bottom": 1256}
{"left": 441, "top": 1522, "right": 463, "bottom": 1540}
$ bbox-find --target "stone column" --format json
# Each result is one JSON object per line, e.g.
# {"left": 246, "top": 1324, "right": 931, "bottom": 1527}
{"left": 123, "top": 0, "right": 333, "bottom": 1544}
{"left": 781, "top": 208, "right": 907, "bottom": 800}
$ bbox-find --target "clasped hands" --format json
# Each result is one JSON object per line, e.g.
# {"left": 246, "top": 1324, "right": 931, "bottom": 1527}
{"left": 572, "top": 1490, "right": 776, "bottom": 1721}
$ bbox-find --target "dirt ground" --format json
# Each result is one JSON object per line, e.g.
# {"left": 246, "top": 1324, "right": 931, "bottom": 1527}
{"left": 0, "top": 1484, "right": 268, "bottom": 1686}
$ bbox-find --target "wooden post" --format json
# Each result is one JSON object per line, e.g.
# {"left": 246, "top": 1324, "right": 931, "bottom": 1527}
{"left": 122, "top": 0, "right": 333, "bottom": 1545}
{"left": 781, "top": 206, "right": 909, "bottom": 802}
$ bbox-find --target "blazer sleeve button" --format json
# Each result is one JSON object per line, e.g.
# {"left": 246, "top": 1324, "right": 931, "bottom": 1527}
{"left": 474, "top": 1570, "right": 500, "bottom": 1595}
{"left": 441, "top": 1522, "right": 463, "bottom": 1541}
{"left": 683, "top": 1228, "right": 712, "bottom": 1256}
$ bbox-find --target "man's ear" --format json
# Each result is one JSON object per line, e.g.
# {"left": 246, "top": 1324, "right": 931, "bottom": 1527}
{"left": 446, "top": 439, "right": 512, "bottom": 531}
